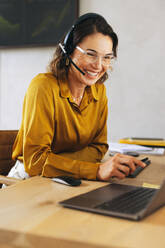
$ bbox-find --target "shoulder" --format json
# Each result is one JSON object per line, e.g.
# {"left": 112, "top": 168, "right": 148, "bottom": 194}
{"left": 28, "top": 73, "right": 58, "bottom": 91}
{"left": 25, "top": 73, "right": 60, "bottom": 101}
{"left": 94, "top": 82, "right": 107, "bottom": 98}
{"left": 92, "top": 83, "right": 108, "bottom": 109}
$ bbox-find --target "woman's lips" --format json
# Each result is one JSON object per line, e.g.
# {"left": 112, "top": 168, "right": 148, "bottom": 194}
{"left": 85, "top": 70, "right": 99, "bottom": 77}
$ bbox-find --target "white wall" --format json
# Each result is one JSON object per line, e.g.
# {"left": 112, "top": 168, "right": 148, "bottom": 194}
{"left": 0, "top": 46, "right": 54, "bottom": 129}
{"left": 80, "top": 0, "right": 165, "bottom": 141}
{"left": 0, "top": 0, "right": 164, "bottom": 142}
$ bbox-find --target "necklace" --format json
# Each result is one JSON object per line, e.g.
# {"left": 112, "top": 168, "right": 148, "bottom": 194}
{"left": 72, "top": 95, "right": 83, "bottom": 102}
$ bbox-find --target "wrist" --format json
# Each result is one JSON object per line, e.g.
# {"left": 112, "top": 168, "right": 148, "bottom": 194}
{"left": 96, "top": 164, "right": 104, "bottom": 181}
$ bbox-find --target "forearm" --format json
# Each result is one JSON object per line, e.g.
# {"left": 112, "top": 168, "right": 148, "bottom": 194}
{"left": 23, "top": 146, "right": 100, "bottom": 180}
{"left": 58, "top": 143, "right": 108, "bottom": 163}
{"left": 42, "top": 152, "right": 100, "bottom": 179}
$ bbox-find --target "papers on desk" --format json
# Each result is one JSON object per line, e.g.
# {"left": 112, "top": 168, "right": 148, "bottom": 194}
{"left": 109, "top": 142, "right": 165, "bottom": 155}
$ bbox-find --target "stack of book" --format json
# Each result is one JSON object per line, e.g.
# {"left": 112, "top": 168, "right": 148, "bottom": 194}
{"left": 119, "top": 138, "right": 165, "bottom": 148}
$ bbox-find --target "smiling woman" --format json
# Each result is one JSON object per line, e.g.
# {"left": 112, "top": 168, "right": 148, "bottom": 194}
{"left": 68, "top": 32, "right": 113, "bottom": 94}
{"left": 7, "top": 13, "right": 146, "bottom": 183}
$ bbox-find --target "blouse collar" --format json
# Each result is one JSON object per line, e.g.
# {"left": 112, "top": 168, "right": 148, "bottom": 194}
{"left": 59, "top": 79, "right": 99, "bottom": 101}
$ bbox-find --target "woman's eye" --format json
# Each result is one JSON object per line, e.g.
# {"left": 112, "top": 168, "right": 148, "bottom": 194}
{"left": 104, "top": 56, "right": 111, "bottom": 60}
{"left": 86, "top": 52, "right": 96, "bottom": 57}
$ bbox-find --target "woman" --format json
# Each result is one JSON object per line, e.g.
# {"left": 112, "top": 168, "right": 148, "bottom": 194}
{"left": 9, "top": 13, "right": 145, "bottom": 182}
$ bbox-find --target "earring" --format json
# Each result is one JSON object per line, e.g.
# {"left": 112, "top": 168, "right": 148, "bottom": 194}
{"left": 66, "top": 58, "right": 69, "bottom": 66}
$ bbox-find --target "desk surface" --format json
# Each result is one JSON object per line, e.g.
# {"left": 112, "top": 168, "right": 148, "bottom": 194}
{"left": 0, "top": 155, "right": 165, "bottom": 248}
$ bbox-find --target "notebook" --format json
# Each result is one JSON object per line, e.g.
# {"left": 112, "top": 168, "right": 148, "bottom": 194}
{"left": 60, "top": 180, "right": 165, "bottom": 221}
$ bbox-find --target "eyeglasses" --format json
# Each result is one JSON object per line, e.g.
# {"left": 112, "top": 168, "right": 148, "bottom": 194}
{"left": 76, "top": 46, "right": 114, "bottom": 67}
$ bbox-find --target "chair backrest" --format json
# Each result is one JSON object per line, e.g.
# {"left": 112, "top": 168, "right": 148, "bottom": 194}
{"left": 0, "top": 130, "right": 18, "bottom": 176}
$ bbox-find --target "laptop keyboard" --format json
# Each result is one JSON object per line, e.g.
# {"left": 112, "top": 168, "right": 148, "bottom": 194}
{"left": 95, "top": 187, "right": 157, "bottom": 214}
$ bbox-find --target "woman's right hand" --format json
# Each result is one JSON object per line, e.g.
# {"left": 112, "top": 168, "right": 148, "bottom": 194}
{"left": 97, "top": 153, "right": 146, "bottom": 181}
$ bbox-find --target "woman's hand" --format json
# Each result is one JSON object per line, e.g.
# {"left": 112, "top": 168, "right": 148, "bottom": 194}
{"left": 97, "top": 153, "right": 146, "bottom": 181}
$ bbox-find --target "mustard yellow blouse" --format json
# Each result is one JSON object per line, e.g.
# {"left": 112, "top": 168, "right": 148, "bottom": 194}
{"left": 12, "top": 73, "right": 108, "bottom": 180}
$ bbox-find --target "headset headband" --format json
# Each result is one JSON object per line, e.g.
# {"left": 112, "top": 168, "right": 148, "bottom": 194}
{"left": 63, "top": 13, "right": 104, "bottom": 55}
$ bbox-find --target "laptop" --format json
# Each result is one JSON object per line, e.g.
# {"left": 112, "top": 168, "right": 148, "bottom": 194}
{"left": 60, "top": 180, "right": 165, "bottom": 221}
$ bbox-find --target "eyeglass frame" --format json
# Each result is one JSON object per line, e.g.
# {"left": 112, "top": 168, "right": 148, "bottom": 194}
{"left": 75, "top": 46, "right": 115, "bottom": 67}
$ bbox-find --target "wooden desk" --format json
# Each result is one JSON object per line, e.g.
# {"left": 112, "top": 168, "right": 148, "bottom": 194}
{"left": 0, "top": 155, "right": 165, "bottom": 248}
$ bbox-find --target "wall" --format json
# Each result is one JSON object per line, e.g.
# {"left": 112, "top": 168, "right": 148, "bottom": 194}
{"left": 0, "top": 0, "right": 164, "bottom": 142}
{"left": 80, "top": 0, "right": 165, "bottom": 141}
{"left": 0, "top": 46, "right": 54, "bottom": 129}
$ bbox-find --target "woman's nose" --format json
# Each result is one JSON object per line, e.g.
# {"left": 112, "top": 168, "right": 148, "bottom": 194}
{"left": 92, "top": 56, "right": 102, "bottom": 69}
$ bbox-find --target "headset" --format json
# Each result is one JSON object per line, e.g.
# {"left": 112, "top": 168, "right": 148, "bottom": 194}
{"left": 59, "top": 13, "right": 105, "bottom": 76}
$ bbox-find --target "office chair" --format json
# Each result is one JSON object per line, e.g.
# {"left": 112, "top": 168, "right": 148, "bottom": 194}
{"left": 0, "top": 130, "right": 20, "bottom": 187}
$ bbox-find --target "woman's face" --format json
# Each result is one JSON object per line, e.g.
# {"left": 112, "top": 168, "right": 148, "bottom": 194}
{"left": 68, "top": 32, "right": 113, "bottom": 87}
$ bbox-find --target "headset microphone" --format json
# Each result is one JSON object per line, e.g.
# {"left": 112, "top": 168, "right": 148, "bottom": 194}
{"left": 59, "top": 43, "right": 85, "bottom": 76}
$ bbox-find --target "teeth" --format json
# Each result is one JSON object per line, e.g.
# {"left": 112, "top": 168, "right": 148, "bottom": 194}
{"left": 86, "top": 71, "right": 98, "bottom": 76}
